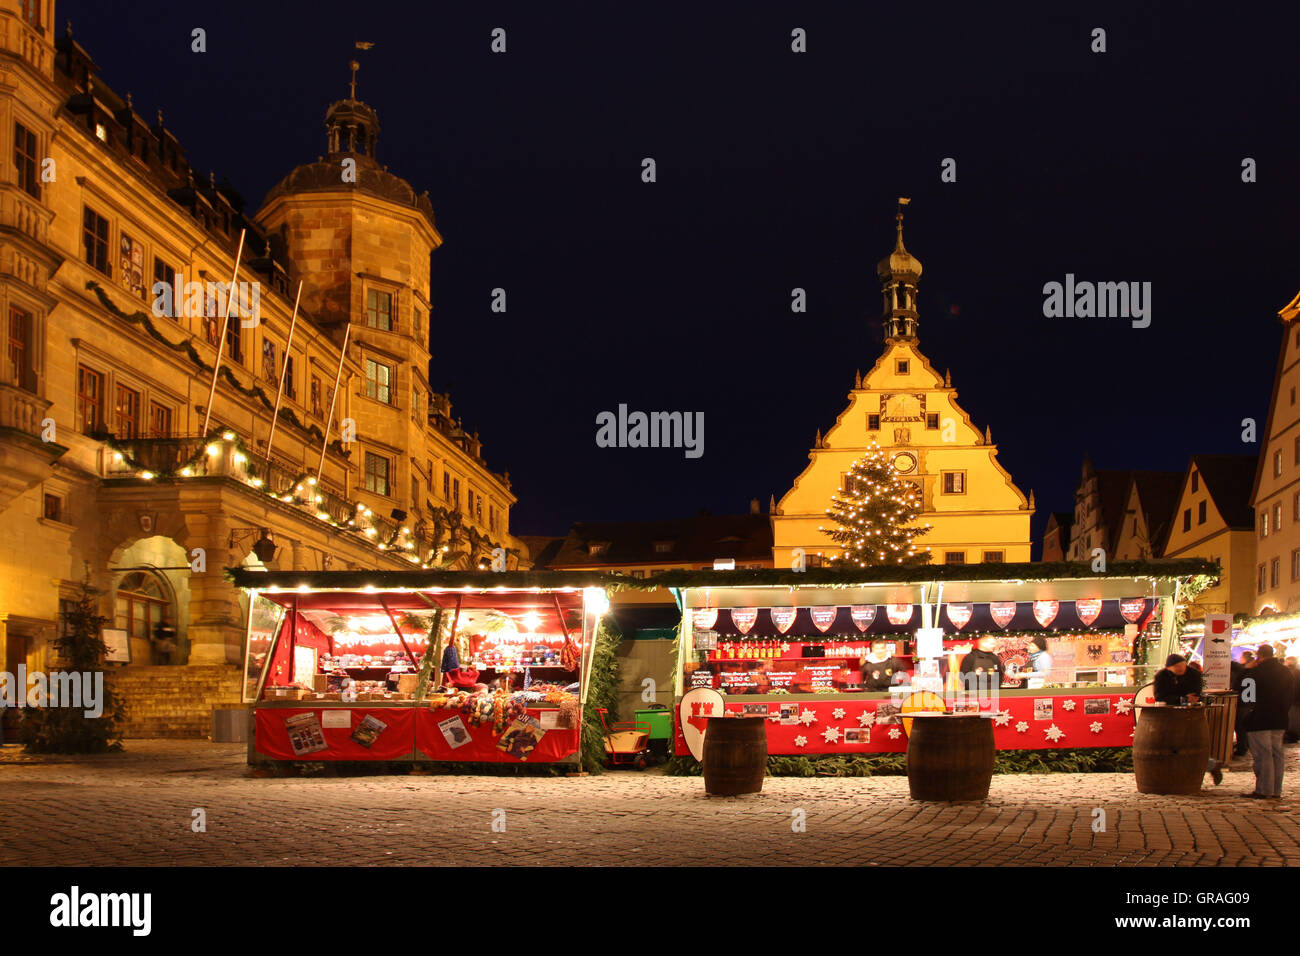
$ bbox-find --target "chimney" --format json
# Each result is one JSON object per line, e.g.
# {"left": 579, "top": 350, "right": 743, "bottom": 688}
{"left": 750, "top": 498, "right": 760, "bottom": 515}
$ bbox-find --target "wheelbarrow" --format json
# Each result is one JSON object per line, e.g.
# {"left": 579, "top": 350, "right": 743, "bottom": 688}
{"left": 596, "top": 708, "right": 654, "bottom": 770}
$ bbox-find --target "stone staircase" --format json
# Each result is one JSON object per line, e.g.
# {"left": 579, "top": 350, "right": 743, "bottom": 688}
{"left": 105, "top": 665, "right": 242, "bottom": 738}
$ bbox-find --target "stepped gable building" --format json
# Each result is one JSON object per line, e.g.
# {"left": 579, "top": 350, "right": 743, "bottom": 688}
{"left": 1112, "top": 470, "right": 1183, "bottom": 561}
{"left": 1041, "top": 512, "right": 1073, "bottom": 562}
{"left": 1161, "top": 455, "right": 1258, "bottom": 620}
{"left": 1065, "top": 457, "right": 1133, "bottom": 562}
{"left": 0, "top": 6, "right": 522, "bottom": 737}
{"left": 771, "top": 202, "right": 1033, "bottom": 568}
{"left": 1251, "top": 292, "right": 1300, "bottom": 614}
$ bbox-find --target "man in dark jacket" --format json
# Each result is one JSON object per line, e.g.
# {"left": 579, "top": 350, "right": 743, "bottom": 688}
{"left": 1243, "top": 644, "right": 1294, "bottom": 799}
{"left": 959, "top": 636, "right": 1004, "bottom": 696}
{"left": 1153, "top": 654, "right": 1202, "bottom": 705}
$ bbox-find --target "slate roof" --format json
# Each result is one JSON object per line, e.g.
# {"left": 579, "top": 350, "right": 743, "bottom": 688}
{"left": 549, "top": 513, "right": 773, "bottom": 568}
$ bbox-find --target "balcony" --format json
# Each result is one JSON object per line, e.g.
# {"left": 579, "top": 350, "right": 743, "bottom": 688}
{"left": 0, "top": 383, "right": 65, "bottom": 505}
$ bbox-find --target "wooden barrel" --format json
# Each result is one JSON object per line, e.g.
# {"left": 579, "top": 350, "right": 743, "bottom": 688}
{"left": 906, "top": 715, "right": 995, "bottom": 801}
{"left": 703, "top": 717, "right": 767, "bottom": 796}
{"left": 1132, "top": 706, "right": 1209, "bottom": 794}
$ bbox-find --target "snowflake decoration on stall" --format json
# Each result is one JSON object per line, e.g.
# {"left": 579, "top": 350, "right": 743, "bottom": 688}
{"left": 768, "top": 713, "right": 781, "bottom": 722}
{"left": 1061, "top": 699, "right": 1076, "bottom": 712}
{"left": 1044, "top": 724, "right": 1065, "bottom": 742}
{"left": 888, "top": 727, "right": 902, "bottom": 739}
{"left": 992, "top": 710, "right": 1012, "bottom": 727}
{"left": 1089, "top": 721, "right": 1103, "bottom": 734}
{"left": 1015, "top": 721, "right": 1029, "bottom": 733}
{"left": 1115, "top": 698, "right": 1133, "bottom": 715}
{"left": 798, "top": 709, "right": 818, "bottom": 727}
{"left": 822, "top": 726, "right": 841, "bottom": 744}
{"left": 832, "top": 708, "right": 846, "bottom": 719}
{"left": 857, "top": 710, "right": 876, "bottom": 728}
{"left": 794, "top": 735, "right": 808, "bottom": 748}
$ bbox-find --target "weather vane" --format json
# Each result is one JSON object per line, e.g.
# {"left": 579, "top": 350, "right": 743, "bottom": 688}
{"left": 350, "top": 41, "right": 374, "bottom": 99}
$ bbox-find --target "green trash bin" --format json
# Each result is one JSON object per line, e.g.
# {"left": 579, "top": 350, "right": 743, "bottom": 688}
{"left": 636, "top": 708, "right": 673, "bottom": 759}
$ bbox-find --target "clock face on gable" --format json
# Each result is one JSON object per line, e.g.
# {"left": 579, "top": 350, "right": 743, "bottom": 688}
{"left": 892, "top": 452, "right": 917, "bottom": 474}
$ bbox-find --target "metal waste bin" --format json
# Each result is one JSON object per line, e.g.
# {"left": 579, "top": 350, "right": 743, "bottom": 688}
{"left": 212, "top": 704, "right": 249, "bottom": 743}
{"left": 1203, "top": 691, "right": 1238, "bottom": 766}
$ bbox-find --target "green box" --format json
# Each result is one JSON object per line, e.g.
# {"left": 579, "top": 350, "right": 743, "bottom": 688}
{"left": 635, "top": 708, "right": 673, "bottom": 740}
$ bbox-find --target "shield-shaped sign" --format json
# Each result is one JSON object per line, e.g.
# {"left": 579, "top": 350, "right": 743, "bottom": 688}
{"left": 1120, "top": 598, "right": 1146, "bottom": 623}
{"left": 691, "top": 608, "right": 718, "bottom": 631}
{"left": 810, "top": 607, "right": 838, "bottom": 632}
{"left": 946, "top": 603, "right": 974, "bottom": 631}
{"left": 1075, "top": 599, "right": 1102, "bottom": 627}
{"left": 730, "top": 608, "right": 758, "bottom": 634}
{"left": 679, "top": 687, "right": 726, "bottom": 762}
{"left": 886, "top": 604, "right": 913, "bottom": 626}
{"left": 990, "top": 602, "right": 1017, "bottom": 628}
{"left": 1032, "top": 600, "right": 1060, "bottom": 628}
{"left": 770, "top": 607, "right": 797, "bottom": 634}
{"left": 850, "top": 605, "right": 876, "bottom": 631}
{"left": 138, "top": 512, "right": 154, "bottom": 534}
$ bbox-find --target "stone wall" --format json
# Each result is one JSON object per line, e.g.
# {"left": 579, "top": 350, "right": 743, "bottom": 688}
{"left": 106, "top": 664, "right": 242, "bottom": 738}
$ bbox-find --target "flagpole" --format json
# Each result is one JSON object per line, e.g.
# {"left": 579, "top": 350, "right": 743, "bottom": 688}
{"left": 200, "top": 228, "right": 247, "bottom": 437}
{"left": 264, "top": 280, "right": 303, "bottom": 472}
{"left": 315, "top": 322, "right": 351, "bottom": 490}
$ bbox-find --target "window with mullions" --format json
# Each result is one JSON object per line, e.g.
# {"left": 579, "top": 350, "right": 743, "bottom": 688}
{"left": 76, "top": 365, "right": 103, "bottom": 433}
{"left": 120, "top": 233, "right": 145, "bottom": 298}
{"left": 365, "top": 359, "right": 392, "bottom": 404}
{"left": 8, "top": 306, "right": 34, "bottom": 391}
{"left": 366, "top": 289, "right": 393, "bottom": 331}
{"left": 114, "top": 384, "right": 140, "bottom": 438}
{"left": 14, "top": 122, "right": 39, "bottom": 199}
{"left": 364, "top": 452, "right": 390, "bottom": 496}
{"left": 83, "top": 206, "right": 110, "bottom": 276}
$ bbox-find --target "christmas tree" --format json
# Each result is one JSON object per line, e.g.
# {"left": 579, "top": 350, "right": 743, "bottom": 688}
{"left": 820, "top": 443, "right": 932, "bottom": 567}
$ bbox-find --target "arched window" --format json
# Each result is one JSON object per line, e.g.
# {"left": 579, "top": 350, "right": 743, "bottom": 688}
{"left": 115, "top": 571, "right": 172, "bottom": 646}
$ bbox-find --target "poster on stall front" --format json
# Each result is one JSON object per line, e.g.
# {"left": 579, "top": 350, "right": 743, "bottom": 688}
{"left": 284, "top": 712, "right": 328, "bottom": 756}
{"left": 498, "top": 715, "right": 546, "bottom": 760}
{"left": 438, "top": 715, "right": 472, "bottom": 749}
{"left": 350, "top": 714, "right": 388, "bottom": 748}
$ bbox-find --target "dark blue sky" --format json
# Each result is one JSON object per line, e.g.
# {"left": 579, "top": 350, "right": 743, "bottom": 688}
{"left": 61, "top": 1, "right": 1300, "bottom": 542}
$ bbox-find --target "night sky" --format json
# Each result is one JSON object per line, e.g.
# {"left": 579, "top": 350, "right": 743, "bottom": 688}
{"left": 61, "top": 2, "right": 1300, "bottom": 545}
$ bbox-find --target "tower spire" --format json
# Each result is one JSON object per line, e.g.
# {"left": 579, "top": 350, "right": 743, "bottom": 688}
{"left": 876, "top": 197, "right": 923, "bottom": 341}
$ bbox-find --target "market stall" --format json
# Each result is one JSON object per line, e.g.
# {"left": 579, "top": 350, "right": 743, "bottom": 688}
{"left": 658, "top": 561, "right": 1216, "bottom": 758}
{"left": 230, "top": 570, "right": 607, "bottom": 766}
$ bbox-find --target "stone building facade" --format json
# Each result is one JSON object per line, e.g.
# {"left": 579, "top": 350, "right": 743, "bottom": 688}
{"left": 0, "top": 3, "right": 523, "bottom": 736}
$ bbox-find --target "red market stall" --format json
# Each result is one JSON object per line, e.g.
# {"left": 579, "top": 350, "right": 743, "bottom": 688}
{"left": 230, "top": 570, "right": 608, "bottom": 767}
{"left": 660, "top": 561, "right": 1216, "bottom": 759}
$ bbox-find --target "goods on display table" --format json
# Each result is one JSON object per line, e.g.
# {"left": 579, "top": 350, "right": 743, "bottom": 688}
{"left": 233, "top": 570, "right": 604, "bottom": 766}
{"left": 669, "top": 564, "right": 1213, "bottom": 758}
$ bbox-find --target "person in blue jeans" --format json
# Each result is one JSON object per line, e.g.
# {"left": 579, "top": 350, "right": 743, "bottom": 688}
{"left": 1242, "top": 644, "right": 1294, "bottom": 799}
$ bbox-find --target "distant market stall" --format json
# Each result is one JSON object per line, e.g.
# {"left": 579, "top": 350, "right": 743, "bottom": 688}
{"left": 649, "top": 560, "right": 1217, "bottom": 757}
{"left": 228, "top": 570, "right": 609, "bottom": 766}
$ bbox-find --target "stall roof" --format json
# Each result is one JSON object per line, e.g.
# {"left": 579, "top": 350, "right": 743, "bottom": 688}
{"left": 227, "top": 568, "right": 617, "bottom": 592}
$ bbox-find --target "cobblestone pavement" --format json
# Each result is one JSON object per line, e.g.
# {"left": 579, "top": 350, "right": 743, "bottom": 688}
{"left": 2, "top": 741, "right": 1299, "bottom": 866}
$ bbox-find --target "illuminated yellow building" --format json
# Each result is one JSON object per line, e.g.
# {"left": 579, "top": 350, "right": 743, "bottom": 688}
{"left": 772, "top": 204, "right": 1033, "bottom": 568}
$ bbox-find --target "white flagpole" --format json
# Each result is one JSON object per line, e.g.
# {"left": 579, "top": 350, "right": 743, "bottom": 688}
{"left": 315, "top": 323, "right": 351, "bottom": 490}
{"left": 200, "top": 228, "right": 247, "bottom": 437}
{"left": 264, "top": 280, "right": 303, "bottom": 469}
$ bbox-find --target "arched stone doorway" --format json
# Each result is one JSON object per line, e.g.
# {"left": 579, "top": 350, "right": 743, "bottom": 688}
{"left": 108, "top": 536, "right": 191, "bottom": 665}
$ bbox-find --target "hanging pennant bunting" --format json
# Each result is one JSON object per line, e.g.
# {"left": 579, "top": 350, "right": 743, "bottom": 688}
{"left": 1032, "top": 600, "right": 1060, "bottom": 628}
{"left": 1120, "top": 598, "right": 1146, "bottom": 623}
{"left": 850, "top": 605, "right": 877, "bottom": 631}
{"left": 1075, "top": 599, "right": 1102, "bottom": 627}
{"left": 810, "top": 607, "right": 838, "bottom": 633}
{"left": 945, "top": 603, "right": 974, "bottom": 631}
{"left": 770, "top": 607, "right": 797, "bottom": 634}
{"left": 729, "top": 607, "right": 758, "bottom": 635}
{"left": 691, "top": 608, "right": 718, "bottom": 631}
{"left": 990, "top": 602, "right": 1017, "bottom": 629}
{"left": 886, "top": 604, "right": 913, "bottom": 626}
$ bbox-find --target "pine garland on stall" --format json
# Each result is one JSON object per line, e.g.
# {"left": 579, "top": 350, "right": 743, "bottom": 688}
{"left": 580, "top": 617, "right": 622, "bottom": 773}
{"left": 663, "top": 747, "right": 1133, "bottom": 777}
{"left": 820, "top": 443, "right": 932, "bottom": 567}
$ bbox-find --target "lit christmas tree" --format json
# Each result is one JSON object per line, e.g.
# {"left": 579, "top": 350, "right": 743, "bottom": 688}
{"left": 820, "top": 443, "right": 932, "bottom": 567}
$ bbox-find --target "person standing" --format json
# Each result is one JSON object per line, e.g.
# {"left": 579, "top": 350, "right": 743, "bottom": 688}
{"left": 1020, "top": 635, "right": 1054, "bottom": 689}
{"left": 1242, "top": 644, "right": 1294, "bottom": 799}
{"left": 1155, "top": 654, "right": 1222, "bottom": 785}
{"left": 860, "top": 640, "right": 906, "bottom": 692}
{"left": 959, "top": 636, "right": 1004, "bottom": 696}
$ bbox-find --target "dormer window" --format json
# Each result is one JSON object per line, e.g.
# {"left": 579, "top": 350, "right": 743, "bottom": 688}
{"left": 587, "top": 542, "right": 609, "bottom": 557}
{"left": 653, "top": 541, "right": 673, "bottom": 554}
